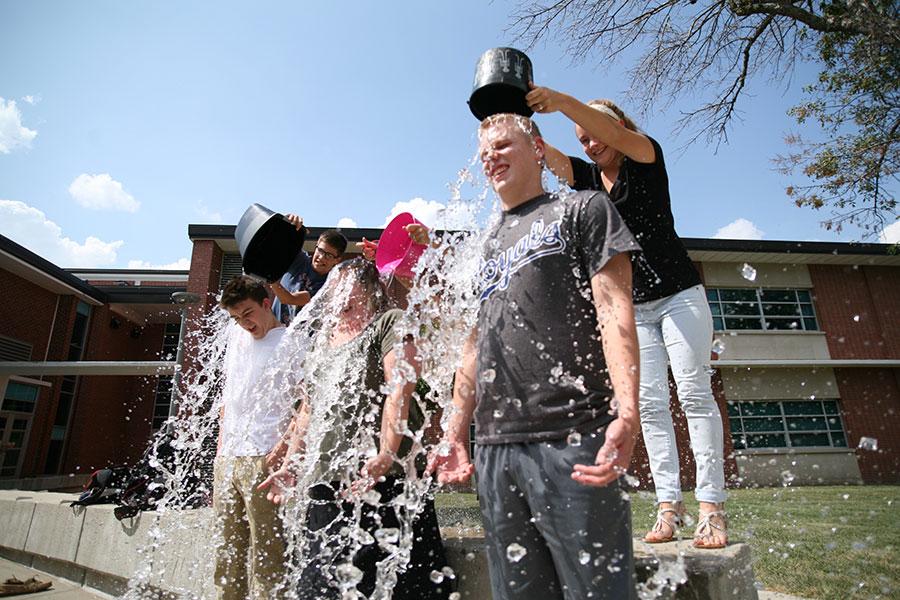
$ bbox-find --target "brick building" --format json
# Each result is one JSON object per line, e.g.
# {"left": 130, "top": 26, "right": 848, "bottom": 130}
{"left": 2, "top": 225, "right": 898, "bottom": 490}
{"left": 0, "top": 234, "right": 186, "bottom": 485}
{"left": 188, "top": 226, "right": 900, "bottom": 488}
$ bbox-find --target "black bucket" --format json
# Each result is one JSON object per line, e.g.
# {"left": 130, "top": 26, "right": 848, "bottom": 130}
{"left": 234, "top": 203, "right": 306, "bottom": 283}
{"left": 468, "top": 47, "right": 534, "bottom": 121}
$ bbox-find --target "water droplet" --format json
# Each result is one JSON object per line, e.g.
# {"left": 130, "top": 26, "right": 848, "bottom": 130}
{"left": 430, "top": 570, "right": 445, "bottom": 583}
{"left": 853, "top": 314, "right": 860, "bottom": 322}
{"left": 506, "top": 542, "right": 527, "bottom": 563}
{"left": 465, "top": 552, "right": 476, "bottom": 561}
{"left": 711, "top": 339, "right": 725, "bottom": 355}
{"left": 493, "top": 409, "right": 504, "bottom": 418}
{"left": 858, "top": 436, "right": 878, "bottom": 451}
{"left": 442, "top": 566, "right": 456, "bottom": 579}
{"left": 336, "top": 563, "right": 364, "bottom": 585}
{"left": 449, "top": 594, "right": 461, "bottom": 600}
{"left": 567, "top": 431, "right": 582, "bottom": 447}
{"left": 741, "top": 263, "right": 757, "bottom": 281}
{"left": 481, "top": 368, "right": 496, "bottom": 383}
{"left": 579, "top": 550, "right": 591, "bottom": 565}
{"left": 780, "top": 470, "right": 795, "bottom": 486}
{"left": 374, "top": 527, "right": 400, "bottom": 545}
{"left": 436, "top": 441, "right": 452, "bottom": 457}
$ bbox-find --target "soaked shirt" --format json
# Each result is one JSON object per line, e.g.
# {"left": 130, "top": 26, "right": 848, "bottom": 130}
{"left": 570, "top": 136, "right": 701, "bottom": 304}
{"left": 309, "top": 309, "right": 425, "bottom": 481}
{"left": 219, "top": 325, "right": 294, "bottom": 457}
{"left": 474, "top": 191, "right": 639, "bottom": 444}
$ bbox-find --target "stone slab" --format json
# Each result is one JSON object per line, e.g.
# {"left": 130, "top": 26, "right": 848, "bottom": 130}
{"left": 0, "top": 498, "right": 35, "bottom": 550}
{"left": 75, "top": 504, "right": 158, "bottom": 580}
{"left": 24, "top": 501, "right": 85, "bottom": 562}
{"left": 148, "top": 508, "right": 216, "bottom": 598}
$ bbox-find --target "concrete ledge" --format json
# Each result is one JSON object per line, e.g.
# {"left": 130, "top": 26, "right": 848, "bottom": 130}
{"left": 0, "top": 491, "right": 758, "bottom": 599}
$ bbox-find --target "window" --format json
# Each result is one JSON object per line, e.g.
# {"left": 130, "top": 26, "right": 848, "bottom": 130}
{"left": 727, "top": 399, "right": 847, "bottom": 449}
{"left": 45, "top": 301, "right": 91, "bottom": 474}
{"left": 153, "top": 322, "right": 182, "bottom": 429}
{"left": 2, "top": 382, "right": 38, "bottom": 413}
{"left": 706, "top": 288, "right": 818, "bottom": 331}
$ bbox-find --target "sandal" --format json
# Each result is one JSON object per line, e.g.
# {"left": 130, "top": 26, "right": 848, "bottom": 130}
{"left": 0, "top": 576, "right": 53, "bottom": 596}
{"left": 693, "top": 510, "right": 728, "bottom": 549}
{"left": 643, "top": 504, "right": 685, "bottom": 544}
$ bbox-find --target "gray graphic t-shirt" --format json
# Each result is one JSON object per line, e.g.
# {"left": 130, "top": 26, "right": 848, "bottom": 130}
{"left": 475, "top": 190, "right": 639, "bottom": 444}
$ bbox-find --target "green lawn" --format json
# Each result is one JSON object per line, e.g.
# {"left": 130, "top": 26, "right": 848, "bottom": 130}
{"left": 435, "top": 485, "right": 899, "bottom": 600}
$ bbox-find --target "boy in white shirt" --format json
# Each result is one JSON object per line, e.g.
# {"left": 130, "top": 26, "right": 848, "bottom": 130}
{"left": 215, "top": 275, "right": 294, "bottom": 600}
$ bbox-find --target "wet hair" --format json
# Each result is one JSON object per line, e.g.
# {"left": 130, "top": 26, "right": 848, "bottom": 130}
{"left": 318, "top": 230, "right": 348, "bottom": 255}
{"left": 331, "top": 257, "right": 388, "bottom": 314}
{"left": 587, "top": 99, "right": 639, "bottom": 132}
{"left": 478, "top": 113, "right": 543, "bottom": 141}
{"left": 219, "top": 275, "right": 268, "bottom": 308}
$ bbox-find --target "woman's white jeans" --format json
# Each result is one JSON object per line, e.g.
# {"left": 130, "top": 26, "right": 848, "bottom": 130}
{"left": 635, "top": 284, "right": 726, "bottom": 504}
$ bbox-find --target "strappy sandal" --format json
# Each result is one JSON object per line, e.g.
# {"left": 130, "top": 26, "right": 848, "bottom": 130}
{"left": 693, "top": 510, "right": 728, "bottom": 549}
{"left": 643, "top": 504, "right": 685, "bottom": 544}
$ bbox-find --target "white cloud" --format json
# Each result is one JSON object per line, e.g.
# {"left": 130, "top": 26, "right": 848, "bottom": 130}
{"left": 195, "top": 200, "right": 223, "bottom": 223}
{"left": 68, "top": 173, "right": 140, "bottom": 212}
{"left": 0, "top": 98, "right": 38, "bottom": 154}
{"left": 713, "top": 218, "right": 765, "bottom": 240}
{"left": 0, "top": 199, "right": 123, "bottom": 267}
{"left": 21, "top": 95, "right": 40, "bottom": 105}
{"left": 336, "top": 217, "right": 358, "bottom": 228}
{"left": 381, "top": 197, "right": 477, "bottom": 230}
{"left": 127, "top": 257, "right": 191, "bottom": 270}
{"left": 879, "top": 220, "right": 900, "bottom": 244}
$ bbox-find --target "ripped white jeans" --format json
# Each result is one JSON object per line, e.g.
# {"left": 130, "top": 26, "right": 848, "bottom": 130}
{"left": 635, "top": 284, "right": 726, "bottom": 504}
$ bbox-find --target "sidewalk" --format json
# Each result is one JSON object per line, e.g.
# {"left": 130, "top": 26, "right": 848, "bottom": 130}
{"left": 0, "top": 557, "right": 105, "bottom": 599}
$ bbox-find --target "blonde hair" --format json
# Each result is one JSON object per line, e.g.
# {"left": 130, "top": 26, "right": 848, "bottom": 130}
{"left": 587, "top": 99, "right": 639, "bottom": 132}
{"left": 478, "top": 113, "right": 543, "bottom": 141}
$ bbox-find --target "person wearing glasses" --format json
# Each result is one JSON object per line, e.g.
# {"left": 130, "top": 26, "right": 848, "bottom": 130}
{"left": 271, "top": 214, "right": 348, "bottom": 325}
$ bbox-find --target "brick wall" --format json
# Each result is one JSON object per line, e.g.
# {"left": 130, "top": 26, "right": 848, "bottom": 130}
{"left": 834, "top": 367, "right": 900, "bottom": 484}
{"left": 808, "top": 264, "right": 889, "bottom": 359}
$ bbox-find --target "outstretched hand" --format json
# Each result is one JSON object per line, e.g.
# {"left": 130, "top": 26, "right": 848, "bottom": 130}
{"left": 526, "top": 82, "right": 568, "bottom": 114}
{"left": 571, "top": 417, "right": 637, "bottom": 487}
{"left": 257, "top": 466, "right": 296, "bottom": 505}
{"left": 405, "top": 223, "right": 431, "bottom": 246}
{"left": 348, "top": 452, "right": 394, "bottom": 495}
{"left": 356, "top": 238, "right": 378, "bottom": 261}
{"left": 427, "top": 441, "right": 475, "bottom": 485}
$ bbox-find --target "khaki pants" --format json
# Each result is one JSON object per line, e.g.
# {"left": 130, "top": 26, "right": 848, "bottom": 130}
{"left": 213, "top": 456, "right": 286, "bottom": 600}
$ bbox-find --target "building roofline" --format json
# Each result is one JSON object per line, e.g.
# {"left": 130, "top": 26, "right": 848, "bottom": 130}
{"left": 189, "top": 224, "right": 896, "bottom": 257}
{"left": 681, "top": 237, "right": 894, "bottom": 256}
{"left": 0, "top": 234, "right": 106, "bottom": 304}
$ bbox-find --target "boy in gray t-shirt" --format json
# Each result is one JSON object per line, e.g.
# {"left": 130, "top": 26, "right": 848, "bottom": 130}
{"left": 432, "top": 114, "right": 641, "bottom": 600}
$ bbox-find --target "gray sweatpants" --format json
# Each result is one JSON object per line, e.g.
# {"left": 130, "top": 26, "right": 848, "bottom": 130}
{"left": 475, "top": 430, "right": 636, "bottom": 600}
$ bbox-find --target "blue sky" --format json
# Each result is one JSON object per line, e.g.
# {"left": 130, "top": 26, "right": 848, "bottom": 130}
{"left": 1, "top": 1, "right": 893, "bottom": 269}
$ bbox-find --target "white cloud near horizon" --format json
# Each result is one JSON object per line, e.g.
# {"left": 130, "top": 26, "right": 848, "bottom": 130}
{"left": 879, "top": 220, "right": 900, "bottom": 244}
{"left": 69, "top": 173, "right": 140, "bottom": 212}
{"left": 0, "top": 199, "right": 123, "bottom": 267}
{"left": 336, "top": 217, "right": 358, "bottom": 228}
{"left": 127, "top": 257, "right": 191, "bottom": 270}
{"left": 0, "top": 98, "right": 37, "bottom": 154}
{"left": 381, "top": 197, "right": 477, "bottom": 230}
{"left": 713, "top": 218, "right": 765, "bottom": 240}
{"left": 195, "top": 200, "right": 223, "bottom": 223}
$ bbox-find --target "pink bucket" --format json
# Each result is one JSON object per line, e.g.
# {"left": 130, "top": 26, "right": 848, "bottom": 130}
{"left": 375, "top": 212, "right": 427, "bottom": 278}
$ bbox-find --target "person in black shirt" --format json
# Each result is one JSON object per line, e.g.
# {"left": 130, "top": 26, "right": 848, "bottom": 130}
{"left": 524, "top": 84, "right": 728, "bottom": 549}
{"left": 432, "top": 113, "right": 641, "bottom": 600}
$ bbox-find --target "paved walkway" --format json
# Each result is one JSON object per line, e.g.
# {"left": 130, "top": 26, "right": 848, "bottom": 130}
{"left": 0, "top": 557, "right": 105, "bottom": 599}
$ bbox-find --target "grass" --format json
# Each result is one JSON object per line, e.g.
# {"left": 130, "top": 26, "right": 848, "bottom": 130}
{"left": 435, "top": 485, "right": 899, "bottom": 600}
